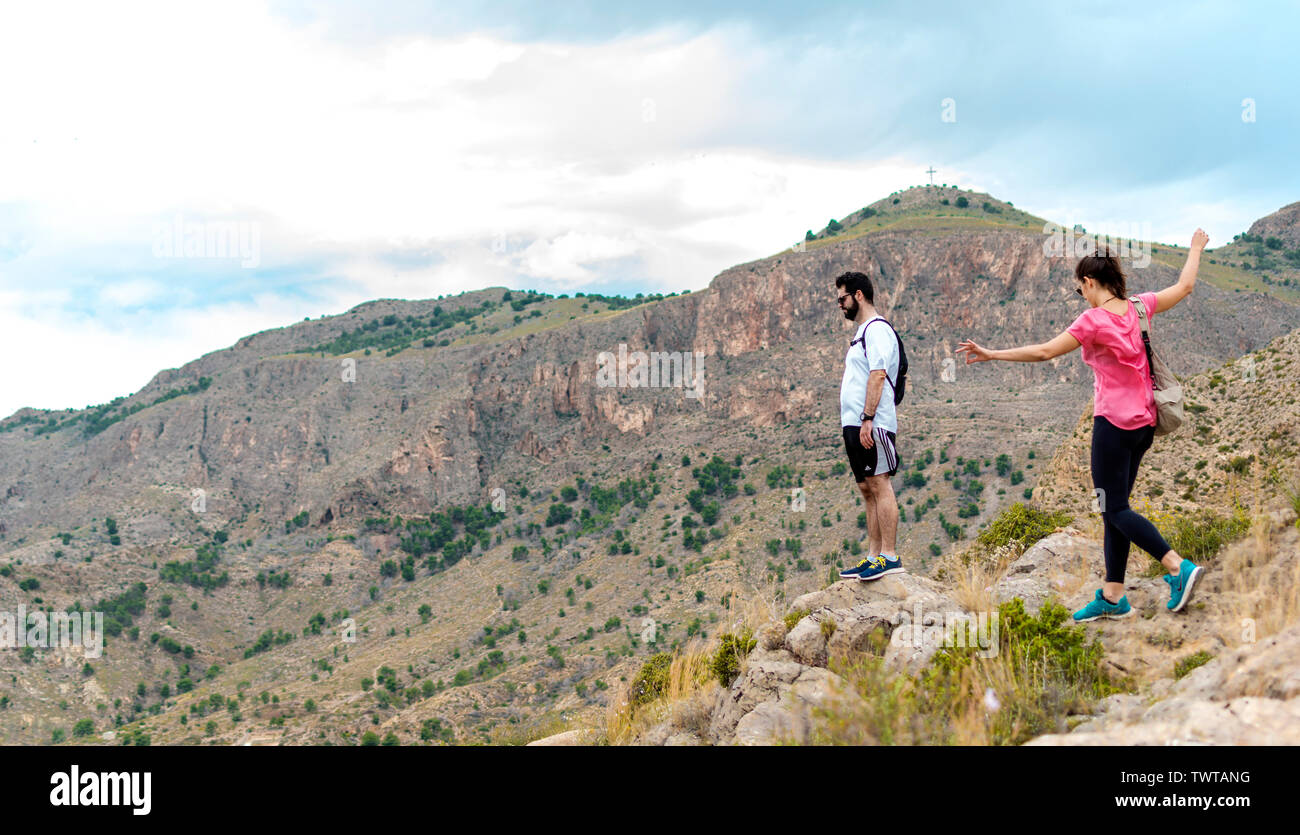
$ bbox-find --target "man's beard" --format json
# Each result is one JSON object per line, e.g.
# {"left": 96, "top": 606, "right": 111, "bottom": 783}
{"left": 841, "top": 299, "right": 858, "bottom": 320}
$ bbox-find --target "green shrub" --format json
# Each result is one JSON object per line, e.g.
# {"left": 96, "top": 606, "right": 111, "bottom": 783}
{"left": 1150, "top": 506, "right": 1250, "bottom": 564}
{"left": 926, "top": 598, "right": 1118, "bottom": 744}
{"left": 977, "top": 503, "right": 1070, "bottom": 550}
{"left": 710, "top": 630, "right": 757, "bottom": 688}
{"left": 630, "top": 652, "right": 673, "bottom": 707}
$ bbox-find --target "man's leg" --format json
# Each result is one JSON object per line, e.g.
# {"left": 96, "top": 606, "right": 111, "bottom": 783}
{"left": 857, "top": 480, "right": 880, "bottom": 558}
{"left": 866, "top": 474, "right": 898, "bottom": 557}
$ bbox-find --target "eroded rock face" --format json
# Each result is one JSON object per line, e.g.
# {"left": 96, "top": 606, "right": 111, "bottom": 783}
{"left": 707, "top": 648, "right": 804, "bottom": 742}
{"left": 4, "top": 220, "right": 1296, "bottom": 544}
{"left": 1247, "top": 201, "right": 1300, "bottom": 250}
{"left": 730, "top": 666, "right": 860, "bottom": 746}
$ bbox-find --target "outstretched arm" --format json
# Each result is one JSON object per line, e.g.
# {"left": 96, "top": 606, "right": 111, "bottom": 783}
{"left": 955, "top": 330, "right": 1080, "bottom": 363}
{"left": 1152, "top": 228, "right": 1208, "bottom": 314}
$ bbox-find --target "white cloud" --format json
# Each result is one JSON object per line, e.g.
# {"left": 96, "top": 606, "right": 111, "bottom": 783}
{"left": 0, "top": 2, "right": 941, "bottom": 416}
{"left": 519, "top": 231, "right": 641, "bottom": 282}
{"left": 0, "top": 290, "right": 357, "bottom": 417}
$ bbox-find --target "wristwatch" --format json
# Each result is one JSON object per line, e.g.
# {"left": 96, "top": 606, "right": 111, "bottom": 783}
{"left": 860, "top": 411, "right": 874, "bottom": 422}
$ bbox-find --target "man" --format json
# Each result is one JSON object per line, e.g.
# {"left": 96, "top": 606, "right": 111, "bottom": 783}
{"left": 834, "top": 270, "right": 904, "bottom": 582}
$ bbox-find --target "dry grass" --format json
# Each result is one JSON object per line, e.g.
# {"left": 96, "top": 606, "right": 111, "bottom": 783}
{"left": 604, "top": 639, "right": 718, "bottom": 745}
{"left": 813, "top": 648, "right": 1083, "bottom": 746}
{"left": 604, "top": 579, "right": 788, "bottom": 745}
{"left": 1209, "top": 502, "right": 1300, "bottom": 646}
{"left": 810, "top": 655, "right": 988, "bottom": 745}
{"left": 944, "top": 542, "right": 1015, "bottom": 614}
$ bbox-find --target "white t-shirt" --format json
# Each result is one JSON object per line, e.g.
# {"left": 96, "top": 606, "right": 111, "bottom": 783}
{"left": 840, "top": 316, "right": 899, "bottom": 432}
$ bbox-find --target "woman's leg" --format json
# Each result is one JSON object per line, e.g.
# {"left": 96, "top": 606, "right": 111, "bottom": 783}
{"left": 1091, "top": 417, "right": 1133, "bottom": 600}
{"left": 1100, "top": 422, "right": 1174, "bottom": 571}
{"left": 1126, "top": 426, "right": 1184, "bottom": 573}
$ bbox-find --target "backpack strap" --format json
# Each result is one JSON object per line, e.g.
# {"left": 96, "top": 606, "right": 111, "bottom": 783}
{"left": 1130, "top": 295, "right": 1156, "bottom": 390}
{"left": 850, "top": 318, "right": 898, "bottom": 390}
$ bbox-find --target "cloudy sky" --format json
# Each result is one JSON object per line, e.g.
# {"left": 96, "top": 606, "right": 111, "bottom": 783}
{"left": 1, "top": 0, "right": 1296, "bottom": 418}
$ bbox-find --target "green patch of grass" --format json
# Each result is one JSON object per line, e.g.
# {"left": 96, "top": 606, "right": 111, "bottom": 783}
{"left": 1174, "top": 650, "right": 1214, "bottom": 680}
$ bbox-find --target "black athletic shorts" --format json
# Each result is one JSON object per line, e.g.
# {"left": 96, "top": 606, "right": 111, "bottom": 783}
{"left": 842, "top": 425, "right": 898, "bottom": 482}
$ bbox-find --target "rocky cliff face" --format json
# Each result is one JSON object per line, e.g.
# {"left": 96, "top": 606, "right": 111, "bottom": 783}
{"left": 4, "top": 216, "right": 1300, "bottom": 546}
{"left": 1247, "top": 201, "right": 1300, "bottom": 249}
{"left": 5, "top": 192, "right": 1300, "bottom": 747}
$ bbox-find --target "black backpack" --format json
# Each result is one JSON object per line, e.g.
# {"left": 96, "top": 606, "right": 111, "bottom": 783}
{"left": 850, "top": 318, "right": 908, "bottom": 405}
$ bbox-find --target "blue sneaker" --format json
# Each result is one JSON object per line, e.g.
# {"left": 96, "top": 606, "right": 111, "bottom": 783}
{"left": 839, "top": 557, "right": 876, "bottom": 579}
{"left": 1072, "top": 589, "right": 1133, "bottom": 622}
{"left": 1164, "top": 559, "right": 1204, "bottom": 613}
{"left": 857, "top": 554, "right": 905, "bottom": 582}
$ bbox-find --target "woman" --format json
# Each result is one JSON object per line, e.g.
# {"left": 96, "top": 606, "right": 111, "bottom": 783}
{"left": 955, "top": 229, "right": 1210, "bottom": 623}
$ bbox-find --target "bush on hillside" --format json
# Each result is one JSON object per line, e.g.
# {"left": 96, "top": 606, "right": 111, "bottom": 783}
{"left": 977, "top": 503, "right": 1071, "bottom": 550}
{"left": 1146, "top": 505, "right": 1250, "bottom": 565}
{"left": 710, "top": 629, "right": 757, "bottom": 688}
{"left": 630, "top": 652, "right": 673, "bottom": 707}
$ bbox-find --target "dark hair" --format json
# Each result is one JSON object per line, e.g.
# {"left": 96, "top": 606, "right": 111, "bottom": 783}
{"left": 835, "top": 271, "right": 874, "bottom": 304}
{"left": 1074, "top": 247, "right": 1127, "bottom": 299}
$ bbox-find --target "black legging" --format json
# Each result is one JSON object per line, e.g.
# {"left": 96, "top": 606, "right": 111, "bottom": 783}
{"left": 1091, "top": 416, "right": 1172, "bottom": 583}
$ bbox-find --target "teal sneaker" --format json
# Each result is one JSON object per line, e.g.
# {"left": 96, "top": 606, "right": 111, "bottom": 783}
{"left": 1164, "top": 559, "right": 1204, "bottom": 613}
{"left": 1072, "top": 589, "right": 1133, "bottom": 623}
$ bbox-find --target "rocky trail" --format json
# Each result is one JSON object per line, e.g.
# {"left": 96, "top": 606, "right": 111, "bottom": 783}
{"left": 534, "top": 504, "right": 1300, "bottom": 745}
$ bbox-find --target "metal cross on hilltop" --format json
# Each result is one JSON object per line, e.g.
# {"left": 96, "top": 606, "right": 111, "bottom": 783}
{"left": 926, "top": 166, "right": 936, "bottom": 186}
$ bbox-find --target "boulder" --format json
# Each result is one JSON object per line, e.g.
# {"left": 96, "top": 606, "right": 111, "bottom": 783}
{"left": 784, "top": 615, "right": 828, "bottom": 667}
{"left": 992, "top": 530, "right": 1099, "bottom": 613}
{"left": 707, "top": 652, "right": 804, "bottom": 741}
{"left": 731, "top": 667, "right": 858, "bottom": 745}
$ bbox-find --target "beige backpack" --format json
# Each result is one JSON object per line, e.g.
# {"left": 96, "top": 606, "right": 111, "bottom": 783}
{"left": 1131, "top": 296, "right": 1184, "bottom": 436}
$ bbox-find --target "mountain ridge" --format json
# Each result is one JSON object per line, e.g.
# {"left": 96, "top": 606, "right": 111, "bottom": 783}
{"left": 3, "top": 188, "right": 1300, "bottom": 745}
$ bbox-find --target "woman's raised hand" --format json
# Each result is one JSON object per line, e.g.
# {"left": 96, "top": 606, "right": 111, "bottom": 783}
{"left": 1190, "top": 228, "right": 1209, "bottom": 252}
{"left": 955, "top": 340, "right": 993, "bottom": 364}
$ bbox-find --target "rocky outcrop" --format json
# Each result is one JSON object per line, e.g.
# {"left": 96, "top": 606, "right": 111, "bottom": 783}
{"left": 698, "top": 571, "right": 972, "bottom": 745}
{"left": 639, "top": 511, "right": 1300, "bottom": 747}
{"left": 1029, "top": 625, "right": 1300, "bottom": 745}
{"left": 705, "top": 646, "right": 861, "bottom": 745}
